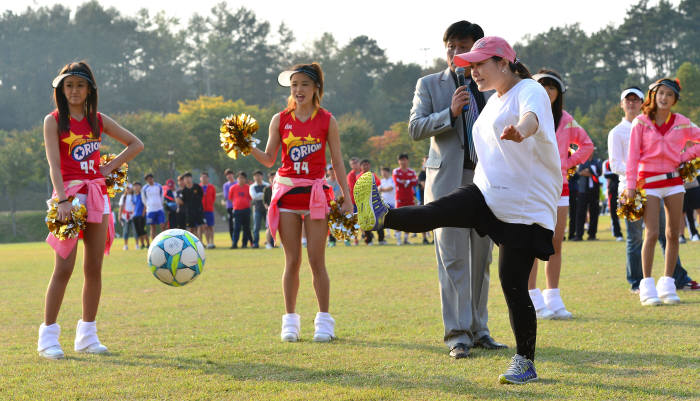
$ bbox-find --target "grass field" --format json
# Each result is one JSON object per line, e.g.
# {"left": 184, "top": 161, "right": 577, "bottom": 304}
{"left": 1, "top": 217, "right": 698, "bottom": 400}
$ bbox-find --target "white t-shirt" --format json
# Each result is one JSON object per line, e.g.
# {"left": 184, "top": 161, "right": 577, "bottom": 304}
{"left": 607, "top": 118, "right": 633, "bottom": 192}
{"left": 119, "top": 193, "right": 135, "bottom": 214}
{"left": 141, "top": 183, "right": 164, "bottom": 213}
{"left": 380, "top": 177, "right": 395, "bottom": 207}
{"left": 472, "top": 79, "right": 562, "bottom": 231}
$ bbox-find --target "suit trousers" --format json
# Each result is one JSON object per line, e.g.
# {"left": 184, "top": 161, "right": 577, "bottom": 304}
{"left": 433, "top": 169, "right": 493, "bottom": 348}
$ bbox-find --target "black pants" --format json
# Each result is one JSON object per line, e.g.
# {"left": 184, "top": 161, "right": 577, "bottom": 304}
{"left": 384, "top": 186, "right": 538, "bottom": 360}
{"left": 607, "top": 180, "right": 622, "bottom": 238}
{"left": 575, "top": 188, "right": 600, "bottom": 239}
{"left": 233, "top": 208, "right": 253, "bottom": 247}
{"left": 167, "top": 210, "right": 177, "bottom": 230}
{"left": 568, "top": 186, "right": 578, "bottom": 240}
{"left": 227, "top": 208, "right": 235, "bottom": 241}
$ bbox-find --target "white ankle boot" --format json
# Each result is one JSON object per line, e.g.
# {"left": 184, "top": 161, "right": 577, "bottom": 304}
{"left": 639, "top": 277, "right": 662, "bottom": 306}
{"left": 528, "top": 289, "right": 554, "bottom": 320}
{"left": 281, "top": 313, "right": 301, "bottom": 342}
{"left": 313, "top": 312, "right": 336, "bottom": 342}
{"left": 656, "top": 276, "right": 680, "bottom": 304}
{"left": 74, "top": 320, "right": 108, "bottom": 354}
{"left": 543, "top": 288, "right": 573, "bottom": 319}
{"left": 38, "top": 323, "right": 64, "bottom": 359}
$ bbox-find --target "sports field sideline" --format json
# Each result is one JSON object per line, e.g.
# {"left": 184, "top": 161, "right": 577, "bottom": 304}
{"left": 1, "top": 218, "right": 698, "bottom": 400}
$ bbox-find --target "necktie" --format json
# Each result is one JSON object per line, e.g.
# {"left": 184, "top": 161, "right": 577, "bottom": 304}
{"left": 462, "top": 83, "right": 478, "bottom": 164}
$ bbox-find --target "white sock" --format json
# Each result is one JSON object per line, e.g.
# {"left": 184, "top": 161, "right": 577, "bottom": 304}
{"left": 74, "top": 320, "right": 100, "bottom": 351}
{"left": 656, "top": 276, "right": 677, "bottom": 298}
{"left": 314, "top": 312, "right": 335, "bottom": 338}
{"left": 543, "top": 288, "right": 566, "bottom": 312}
{"left": 38, "top": 323, "right": 61, "bottom": 352}
{"left": 528, "top": 288, "right": 546, "bottom": 311}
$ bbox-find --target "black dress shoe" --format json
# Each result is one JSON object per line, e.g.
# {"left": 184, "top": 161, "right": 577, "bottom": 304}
{"left": 449, "top": 343, "right": 470, "bottom": 359}
{"left": 474, "top": 335, "right": 508, "bottom": 350}
{"left": 570, "top": 236, "right": 582, "bottom": 242}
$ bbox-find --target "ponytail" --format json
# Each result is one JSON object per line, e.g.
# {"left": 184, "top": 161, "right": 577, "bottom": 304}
{"left": 509, "top": 60, "right": 531, "bottom": 79}
{"left": 491, "top": 56, "right": 531, "bottom": 80}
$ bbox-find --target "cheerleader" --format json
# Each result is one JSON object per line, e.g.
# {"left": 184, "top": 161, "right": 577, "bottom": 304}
{"left": 355, "top": 37, "right": 561, "bottom": 384}
{"left": 39, "top": 61, "right": 143, "bottom": 359}
{"left": 626, "top": 78, "right": 700, "bottom": 306}
{"left": 528, "top": 69, "right": 593, "bottom": 320}
{"left": 250, "top": 63, "right": 352, "bottom": 342}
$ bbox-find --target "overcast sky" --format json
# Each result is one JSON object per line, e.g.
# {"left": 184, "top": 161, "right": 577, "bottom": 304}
{"left": 7, "top": 0, "right": 680, "bottom": 67}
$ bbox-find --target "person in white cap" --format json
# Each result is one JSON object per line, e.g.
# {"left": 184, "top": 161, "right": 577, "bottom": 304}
{"left": 354, "top": 36, "right": 560, "bottom": 384}
{"left": 39, "top": 61, "right": 143, "bottom": 359}
{"left": 625, "top": 78, "right": 700, "bottom": 306}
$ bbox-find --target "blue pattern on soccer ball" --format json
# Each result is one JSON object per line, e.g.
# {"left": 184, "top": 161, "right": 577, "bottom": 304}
{"left": 147, "top": 229, "right": 205, "bottom": 286}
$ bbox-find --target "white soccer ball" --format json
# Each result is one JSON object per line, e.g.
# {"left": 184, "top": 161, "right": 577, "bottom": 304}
{"left": 147, "top": 229, "right": 205, "bottom": 286}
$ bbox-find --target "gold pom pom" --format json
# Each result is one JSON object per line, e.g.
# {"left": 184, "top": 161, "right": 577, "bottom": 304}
{"left": 100, "top": 153, "right": 128, "bottom": 198}
{"left": 678, "top": 157, "right": 700, "bottom": 184}
{"left": 46, "top": 197, "right": 88, "bottom": 240}
{"left": 617, "top": 189, "right": 647, "bottom": 222}
{"left": 220, "top": 113, "right": 260, "bottom": 160}
{"left": 327, "top": 196, "right": 359, "bottom": 241}
{"left": 566, "top": 148, "right": 578, "bottom": 180}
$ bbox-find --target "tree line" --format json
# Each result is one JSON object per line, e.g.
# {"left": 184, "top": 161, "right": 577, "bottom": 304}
{"left": 1, "top": 0, "right": 699, "bottom": 217}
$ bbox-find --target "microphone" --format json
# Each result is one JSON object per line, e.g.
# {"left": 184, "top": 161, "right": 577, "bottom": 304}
{"left": 455, "top": 67, "right": 469, "bottom": 112}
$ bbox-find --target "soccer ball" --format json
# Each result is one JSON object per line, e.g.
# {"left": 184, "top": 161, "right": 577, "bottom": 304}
{"left": 147, "top": 229, "right": 205, "bottom": 286}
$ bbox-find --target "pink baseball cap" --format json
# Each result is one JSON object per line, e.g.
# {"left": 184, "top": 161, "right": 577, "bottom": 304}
{"left": 454, "top": 36, "right": 517, "bottom": 67}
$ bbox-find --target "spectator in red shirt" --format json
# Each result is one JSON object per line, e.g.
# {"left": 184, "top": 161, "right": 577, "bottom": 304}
{"left": 228, "top": 171, "right": 253, "bottom": 248}
{"left": 200, "top": 172, "right": 217, "bottom": 249}
{"left": 346, "top": 157, "right": 361, "bottom": 208}
{"left": 393, "top": 153, "right": 418, "bottom": 245}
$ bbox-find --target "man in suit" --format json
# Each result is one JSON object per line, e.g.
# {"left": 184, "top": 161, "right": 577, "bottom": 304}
{"left": 408, "top": 20, "right": 506, "bottom": 359}
{"left": 572, "top": 156, "right": 602, "bottom": 241}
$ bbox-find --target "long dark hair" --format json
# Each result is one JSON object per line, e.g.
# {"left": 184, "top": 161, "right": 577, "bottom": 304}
{"left": 285, "top": 62, "right": 324, "bottom": 112}
{"left": 52, "top": 61, "right": 99, "bottom": 137}
{"left": 536, "top": 68, "right": 564, "bottom": 130}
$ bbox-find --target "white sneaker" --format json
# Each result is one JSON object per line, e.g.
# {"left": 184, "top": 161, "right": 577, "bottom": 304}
{"left": 396, "top": 240, "right": 402, "bottom": 246}
{"left": 691, "top": 234, "right": 700, "bottom": 242}
{"left": 639, "top": 277, "right": 662, "bottom": 306}
{"left": 38, "top": 323, "right": 64, "bottom": 359}
{"left": 74, "top": 320, "right": 109, "bottom": 354}
{"left": 281, "top": 313, "right": 300, "bottom": 342}
{"left": 615, "top": 236, "right": 624, "bottom": 242}
{"left": 123, "top": 245, "right": 128, "bottom": 250}
{"left": 301, "top": 238, "right": 307, "bottom": 248}
{"left": 313, "top": 312, "right": 336, "bottom": 342}
{"left": 656, "top": 276, "right": 681, "bottom": 304}
{"left": 543, "top": 288, "right": 573, "bottom": 320}
{"left": 39, "top": 345, "right": 65, "bottom": 360}
{"left": 528, "top": 289, "right": 554, "bottom": 320}
{"left": 265, "top": 243, "right": 273, "bottom": 249}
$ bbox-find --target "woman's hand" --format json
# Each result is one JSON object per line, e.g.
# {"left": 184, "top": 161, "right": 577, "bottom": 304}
{"left": 625, "top": 188, "right": 635, "bottom": 200}
{"left": 340, "top": 198, "right": 353, "bottom": 215}
{"left": 501, "top": 124, "right": 525, "bottom": 142}
{"left": 57, "top": 201, "right": 73, "bottom": 222}
{"left": 99, "top": 162, "right": 114, "bottom": 177}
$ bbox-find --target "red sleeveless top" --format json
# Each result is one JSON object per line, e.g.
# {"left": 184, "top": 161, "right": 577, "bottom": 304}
{"left": 277, "top": 108, "right": 331, "bottom": 180}
{"left": 52, "top": 110, "right": 104, "bottom": 182}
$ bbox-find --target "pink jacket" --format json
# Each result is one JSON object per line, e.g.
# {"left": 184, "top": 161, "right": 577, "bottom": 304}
{"left": 46, "top": 178, "right": 115, "bottom": 259}
{"left": 267, "top": 175, "right": 330, "bottom": 238}
{"left": 556, "top": 111, "right": 594, "bottom": 180}
{"left": 626, "top": 113, "right": 700, "bottom": 190}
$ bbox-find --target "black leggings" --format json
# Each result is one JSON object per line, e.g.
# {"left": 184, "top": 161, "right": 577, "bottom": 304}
{"left": 384, "top": 187, "right": 538, "bottom": 360}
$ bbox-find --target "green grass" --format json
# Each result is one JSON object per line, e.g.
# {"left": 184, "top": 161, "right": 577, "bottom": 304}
{"left": 1, "top": 216, "right": 698, "bottom": 400}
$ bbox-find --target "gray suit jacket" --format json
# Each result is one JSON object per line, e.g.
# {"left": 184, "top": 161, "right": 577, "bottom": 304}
{"left": 408, "top": 68, "right": 491, "bottom": 202}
